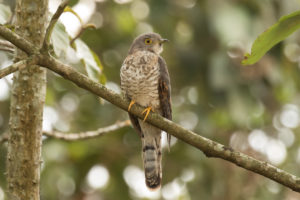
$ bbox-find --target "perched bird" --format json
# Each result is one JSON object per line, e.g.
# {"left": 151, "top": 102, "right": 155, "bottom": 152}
{"left": 120, "top": 33, "right": 172, "bottom": 190}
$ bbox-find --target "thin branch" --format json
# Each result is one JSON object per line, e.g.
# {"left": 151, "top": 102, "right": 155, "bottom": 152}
{"left": 44, "top": 120, "right": 131, "bottom": 141}
{"left": 0, "top": 39, "right": 15, "bottom": 53}
{"left": 0, "top": 56, "right": 39, "bottom": 79}
{"left": 0, "top": 26, "right": 37, "bottom": 55}
{"left": 1, "top": 24, "right": 300, "bottom": 193}
{"left": 1, "top": 121, "right": 130, "bottom": 144}
{"left": 0, "top": 60, "right": 26, "bottom": 79}
{"left": 42, "top": 0, "right": 69, "bottom": 50}
{"left": 0, "top": 39, "right": 15, "bottom": 49}
{"left": 70, "top": 24, "right": 96, "bottom": 45}
{"left": 0, "top": 47, "right": 14, "bottom": 53}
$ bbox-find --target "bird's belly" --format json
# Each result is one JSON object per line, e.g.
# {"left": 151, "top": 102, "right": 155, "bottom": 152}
{"left": 135, "top": 89, "right": 159, "bottom": 108}
{"left": 133, "top": 74, "right": 160, "bottom": 108}
{"left": 121, "top": 70, "right": 160, "bottom": 108}
{"left": 120, "top": 51, "right": 161, "bottom": 109}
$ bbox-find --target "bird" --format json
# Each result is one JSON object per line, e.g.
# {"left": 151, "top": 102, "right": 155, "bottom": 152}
{"left": 120, "top": 33, "right": 172, "bottom": 190}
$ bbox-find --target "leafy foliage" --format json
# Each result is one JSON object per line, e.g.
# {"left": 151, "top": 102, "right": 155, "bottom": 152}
{"left": 243, "top": 10, "right": 300, "bottom": 65}
{"left": 51, "top": 20, "right": 106, "bottom": 84}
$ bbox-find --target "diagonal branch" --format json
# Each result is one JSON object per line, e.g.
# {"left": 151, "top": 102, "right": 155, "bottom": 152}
{"left": 70, "top": 23, "right": 96, "bottom": 45}
{"left": 0, "top": 39, "right": 15, "bottom": 53}
{"left": 0, "top": 57, "right": 39, "bottom": 79}
{"left": 1, "top": 24, "right": 300, "bottom": 192}
{"left": 0, "top": 26, "right": 37, "bottom": 55}
{"left": 0, "top": 47, "right": 14, "bottom": 53}
{"left": 0, "top": 60, "right": 27, "bottom": 79}
{"left": 44, "top": 120, "right": 130, "bottom": 141}
{"left": 43, "top": 0, "right": 69, "bottom": 50}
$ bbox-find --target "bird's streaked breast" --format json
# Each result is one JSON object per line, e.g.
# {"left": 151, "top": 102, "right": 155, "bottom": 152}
{"left": 120, "top": 51, "right": 160, "bottom": 108}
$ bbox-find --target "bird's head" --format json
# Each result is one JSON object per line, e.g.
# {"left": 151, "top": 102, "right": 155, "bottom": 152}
{"left": 129, "top": 33, "right": 169, "bottom": 55}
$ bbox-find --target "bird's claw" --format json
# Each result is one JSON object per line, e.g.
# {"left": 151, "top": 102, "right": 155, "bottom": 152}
{"left": 142, "top": 107, "right": 153, "bottom": 121}
{"left": 128, "top": 100, "right": 135, "bottom": 111}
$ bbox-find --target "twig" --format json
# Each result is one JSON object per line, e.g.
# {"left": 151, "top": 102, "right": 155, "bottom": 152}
{"left": 1, "top": 24, "right": 300, "bottom": 192}
{"left": 0, "top": 39, "right": 15, "bottom": 53}
{"left": 0, "top": 47, "right": 14, "bottom": 53}
{"left": 0, "top": 60, "right": 27, "bottom": 79}
{"left": 44, "top": 120, "right": 130, "bottom": 141}
{"left": 42, "top": 0, "right": 69, "bottom": 50}
{"left": 70, "top": 24, "right": 96, "bottom": 45}
{"left": 0, "top": 26, "right": 37, "bottom": 55}
{"left": 0, "top": 39, "right": 15, "bottom": 49}
{"left": 63, "top": 6, "right": 96, "bottom": 45}
{"left": 0, "top": 56, "right": 39, "bottom": 79}
{"left": 1, "top": 121, "right": 130, "bottom": 143}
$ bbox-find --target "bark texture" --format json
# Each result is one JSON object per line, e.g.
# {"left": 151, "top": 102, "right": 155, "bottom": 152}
{"left": 6, "top": 0, "right": 48, "bottom": 199}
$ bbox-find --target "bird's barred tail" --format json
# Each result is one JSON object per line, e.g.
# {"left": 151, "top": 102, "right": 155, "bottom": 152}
{"left": 143, "top": 142, "right": 161, "bottom": 189}
{"left": 140, "top": 121, "right": 162, "bottom": 190}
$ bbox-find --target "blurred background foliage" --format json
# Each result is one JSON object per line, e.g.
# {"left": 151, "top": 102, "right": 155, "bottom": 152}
{"left": 1, "top": 0, "right": 300, "bottom": 199}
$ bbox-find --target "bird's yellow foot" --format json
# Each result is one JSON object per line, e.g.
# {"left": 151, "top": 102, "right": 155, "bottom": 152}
{"left": 128, "top": 100, "right": 136, "bottom": 111}
{"left": 142, "top": 106, "right": 153, "bottom": 121}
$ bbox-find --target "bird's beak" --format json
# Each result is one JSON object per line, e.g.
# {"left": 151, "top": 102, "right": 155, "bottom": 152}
{"left": 160, "top": 38, "right": 169, "bottom": 44}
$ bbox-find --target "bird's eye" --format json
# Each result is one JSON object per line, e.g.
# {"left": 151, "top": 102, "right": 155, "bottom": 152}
{"left": 144, "top": 38, "right": 152, "bottom": 45}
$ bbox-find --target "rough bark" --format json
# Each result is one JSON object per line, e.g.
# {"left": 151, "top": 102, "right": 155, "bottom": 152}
{"left": 6, "top": 0, "right": 48, "bottom": 199}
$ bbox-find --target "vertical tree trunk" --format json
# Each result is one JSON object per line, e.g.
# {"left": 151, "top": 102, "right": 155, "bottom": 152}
{"left": 6, "top": 0, "right": 48, "bottom": 199}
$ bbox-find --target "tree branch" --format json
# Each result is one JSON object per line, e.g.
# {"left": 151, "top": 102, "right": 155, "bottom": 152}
{"left": 0, "top": 39, "right": 15, "bottom": 53}
{"left": 42, "top": 0, "right": 69, "bottom": 50}
{"left": 70, "top": 23, "right": 96, "bottom": 45}
{"left": 44, "top": 120, "right": 130, "bottom": 141}
{"left": 0, "top": 25, "right": 37, "bottom": 55}
{"left": 1, "top": 24, "right": 300, "bottom": 192}
{"left": 0, "top": 47, "right": 14, "bottom": 53}
{"left": 0, "top": 60, "right": 26, "bottom": 79}
{"left": 0, "top": 57, "right": 38, "bottom": 79}
{"left": 1, "top": 120, "right": 130, "bottom": 144}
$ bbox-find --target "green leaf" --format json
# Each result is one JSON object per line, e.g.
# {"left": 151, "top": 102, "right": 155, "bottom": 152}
{"left": 90, "top": 50, "right": 104, "bottom": 71}
{"left": 99, "top": 73, "right": 107, "bottom": 85}
{"left": 242, "top": 10, "right": 300, "bottom": 65}
{"left": 51, "top": 22, "right": 70, "bottom": 57}
{"left": 81, "top": 59, "right": 99, "bottom": 82}
{"left": 91, "top": 49, "right": 107, "bottom": 84}
{"left": 47, "top": 17, "right": 105, "bottom": 84}
{"left": 74, "top": 40, "right": 105, "bottom": 83}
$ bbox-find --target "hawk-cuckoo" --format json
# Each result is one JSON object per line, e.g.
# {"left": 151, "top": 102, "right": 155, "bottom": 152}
{"left": 120, "top": 33, "right": 172, "bottom": 190}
